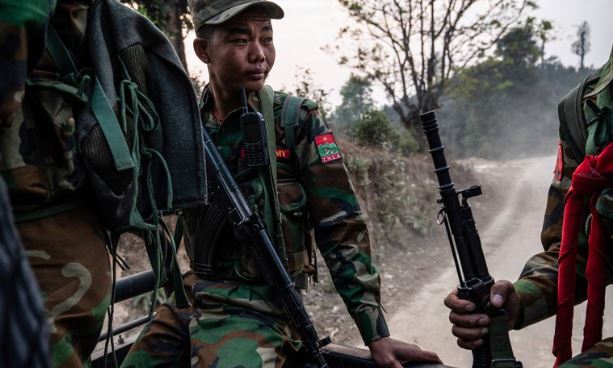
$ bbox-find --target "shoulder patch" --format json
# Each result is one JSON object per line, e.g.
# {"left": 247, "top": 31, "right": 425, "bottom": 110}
{"left": 555, "top": 143, "right": 564, "bottom": 181}
{"left": 315, "top": 133, "right": 342, "bottom": 164}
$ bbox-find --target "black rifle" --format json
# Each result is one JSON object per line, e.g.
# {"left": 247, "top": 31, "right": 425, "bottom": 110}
{"left": 200, "top": 118, "right": 330, "bottom": 368}
{"left": 420, "top": 111, "right": 522, "bottom": 368}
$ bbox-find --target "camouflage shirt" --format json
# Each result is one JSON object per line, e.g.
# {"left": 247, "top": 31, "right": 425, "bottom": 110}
{"left": 0, "top": 0, "right": 54, "bottom": 123}
{"left": 0, "top": 0, "right": 91, "bottom": 216}
{"left": 514, "top": 53, "right": 613, "bottom": 329}
{"left": 183, "top": 86, "right": 390, "bottom": 344}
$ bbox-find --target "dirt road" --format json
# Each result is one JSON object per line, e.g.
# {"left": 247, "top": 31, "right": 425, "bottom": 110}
{"left": 386, "top": 156, "right": 613, "bottom": 367}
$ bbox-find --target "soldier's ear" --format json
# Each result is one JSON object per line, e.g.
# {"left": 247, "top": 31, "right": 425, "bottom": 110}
{"left": 194, "top": 38, "right": 210, "bottom": 64}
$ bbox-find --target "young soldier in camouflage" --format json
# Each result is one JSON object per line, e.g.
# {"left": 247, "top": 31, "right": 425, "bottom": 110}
{"left": 121, "top": 1, "right": 441, "bottom": 367}
{"left": 444, "top": 50, "right": 613, "bottom": 367}
{"left": 0, "top": 1, "right": 112, "bottom": 367}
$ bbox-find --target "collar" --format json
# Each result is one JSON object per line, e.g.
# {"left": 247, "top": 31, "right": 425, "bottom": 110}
{"left": 200, "top": 84, "right": 262, "bottom": 125}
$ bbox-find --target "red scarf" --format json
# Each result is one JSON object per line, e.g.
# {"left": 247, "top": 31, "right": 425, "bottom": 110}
{"left": 553, "top": 142, "right": 613, "bottom": 367}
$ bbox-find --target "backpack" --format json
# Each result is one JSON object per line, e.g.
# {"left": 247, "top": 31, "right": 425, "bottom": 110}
{"left": 558, "top": 53, "right": 613, "bottom": 224}
{"left": 25, "top": 0, "right": 207, "bottom": 309}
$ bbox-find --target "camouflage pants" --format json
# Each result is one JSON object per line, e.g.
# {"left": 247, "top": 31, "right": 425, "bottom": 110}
{"left": 18, "top": 205, "right": 111, "bottom": 367}
{"left": 121, "top": 279, "right": 301, "bottom": 368}
{"left": 560, "top": 337, "right": 613, "bottom": 367}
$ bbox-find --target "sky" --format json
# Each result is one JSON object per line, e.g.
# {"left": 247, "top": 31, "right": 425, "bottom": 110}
{"left": 185, "top": 0, "right": 613, "bottom": 106}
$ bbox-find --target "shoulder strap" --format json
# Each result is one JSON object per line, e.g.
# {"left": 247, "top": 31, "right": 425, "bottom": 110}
{"left": 281, "top": 95, "right": 306, "bottom": 152}
{"left": 558, "top": 76, "right": 590, "bottom": 161}
{"left": 258, "top": 86, "right": 287, "bottom": 264}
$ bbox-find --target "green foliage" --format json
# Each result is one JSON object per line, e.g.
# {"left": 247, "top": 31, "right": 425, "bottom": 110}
{"left": 331, "top": 74, "right": 374, "bottom": 127}
{"left": 396, "top": 131, "right": 420, "bottom": 156}
{"left": 352, "top": 109, "right": 396, "bottom": 147}
{"left": 440, "top": 19, "right": 590, "bottom": 158}
{"left": 348, "top": 108, "right": 420, "bottom": 155}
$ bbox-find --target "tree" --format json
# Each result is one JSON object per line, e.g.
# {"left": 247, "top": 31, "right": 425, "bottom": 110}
{"left": 535, "top": 19, "right": 553, "bottom": 66}
{"left": 292, "top": 67, "right": 332, "bottom": 120}
{"left": 571, "top": 21, "right": 591, "bottom": 70}
{"left": 120, "top": 0, "right": 192, "bottom": 70}
{"left": 353, "top": 109, "right": 397, "bottom": 146}
{"left": 440, "top": 20, "right": 587, "bottom": 158}
{"left": 332, "top": 74, "right": 374, "bottom": 126}
{"left": 332, "top": 0, "right": 534, "bottom": 140}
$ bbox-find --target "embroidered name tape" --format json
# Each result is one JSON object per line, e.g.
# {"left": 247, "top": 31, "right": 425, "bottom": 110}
{"left": 276, "top": 148, "right": 291, "bottom": 159}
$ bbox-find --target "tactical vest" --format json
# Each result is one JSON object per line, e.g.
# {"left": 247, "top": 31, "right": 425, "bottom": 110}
{"left": 185, "top": 88, "right": 318, "bottom": 289}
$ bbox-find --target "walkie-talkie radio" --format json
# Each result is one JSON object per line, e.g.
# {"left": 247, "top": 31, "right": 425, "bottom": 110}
{"left": 240, "top": 86, "right": 269, "bottom": 168}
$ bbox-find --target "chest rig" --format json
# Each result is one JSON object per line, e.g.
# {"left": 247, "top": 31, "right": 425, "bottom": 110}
{"left": 187, "top": 87, "right": 317, "bottom": 287}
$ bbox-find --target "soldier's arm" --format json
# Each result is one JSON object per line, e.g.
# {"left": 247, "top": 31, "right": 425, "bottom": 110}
{"left": 293, "top": 104, "right": 390, "bottom": 345}
{"left": 512, "top": 136, "right": 588, "bottom": 329}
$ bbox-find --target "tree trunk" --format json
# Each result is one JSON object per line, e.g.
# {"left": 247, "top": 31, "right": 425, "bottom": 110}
{"left": 167, "top": 0, "right": 188, "bottom": 71}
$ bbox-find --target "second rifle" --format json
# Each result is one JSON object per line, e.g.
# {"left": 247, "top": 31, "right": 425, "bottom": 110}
{"left": 420, "top": 111, "right": 522, "bottom": 368}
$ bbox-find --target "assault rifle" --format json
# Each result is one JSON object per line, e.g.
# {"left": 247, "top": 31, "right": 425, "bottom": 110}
{"left": 420, "top": 111, "right": 522, "bottom": 368}
{"left": 200, "top": 112, "right": 330, "bottom": 368}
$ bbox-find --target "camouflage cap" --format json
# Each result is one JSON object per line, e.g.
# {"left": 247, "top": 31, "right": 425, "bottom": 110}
{"left": 189, "top": 0, "right": 284, "bottom": 32}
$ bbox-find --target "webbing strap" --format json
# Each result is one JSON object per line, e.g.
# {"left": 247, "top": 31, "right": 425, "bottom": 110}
{"left": 258, "top": 86, "right": 287, "bottom": 263}
{"left": 558, "top": 76, "right": 590, "bottom": 161}
{"left": 169, "top": 217, "right": 190, "bottom": 308}
{"left": 46, "top": 25, "right": 77, "bottom": 75}
{"left": 13, "top": 197, "right": 85, "bottom": 223}
{"left": 489, "top": 314, "right": 521, "bottom": 368}
{"left": 45, "top": 25, "right": 134, "bottom": 172}
{"left": 91, "top": 78, "right": 135, "bottom": 171}
{"left": 281, "top": 95, "right": 306, "bottom": 152}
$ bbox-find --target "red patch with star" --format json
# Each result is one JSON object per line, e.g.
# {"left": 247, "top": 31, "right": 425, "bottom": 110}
{"left": 276, "top": 148, "right": 291, "bottom": 160}
{"left": 554, "top": 143, "right": 564, "bottom": 181}
{"left": 315, "top": 133, "right": 342, "bottom": 164}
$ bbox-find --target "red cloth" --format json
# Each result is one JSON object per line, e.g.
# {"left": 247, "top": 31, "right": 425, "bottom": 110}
{"left": 553, "top": 142, "right": 613, "bottom": 367}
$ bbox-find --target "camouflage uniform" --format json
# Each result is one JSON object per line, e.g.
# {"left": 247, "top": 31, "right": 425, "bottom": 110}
{"left": 0, "top": 178, "right": 49, "bottom": 368}
{"left": 513, "top": 52, "right": 613, "bottom": 366}
{"left": 122, "top": 88, "right": 389, "bottom": 367}
{"left": 0, "top": 1, "right": 112, "bottom": 367}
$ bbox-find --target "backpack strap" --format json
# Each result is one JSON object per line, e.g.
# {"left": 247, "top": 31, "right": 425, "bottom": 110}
{"left": 558, "top": 75, "right": 590, "bottom": 162}
{"left": 281, "top": 95, "right": 306, "bottom": 152}
{"left": 258, "top": 86, "right": 287, "bottom": 264}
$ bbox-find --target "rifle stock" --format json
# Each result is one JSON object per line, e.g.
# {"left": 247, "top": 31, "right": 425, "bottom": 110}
{"left": 420, "top": 111, "right": 522, "bottom": 368}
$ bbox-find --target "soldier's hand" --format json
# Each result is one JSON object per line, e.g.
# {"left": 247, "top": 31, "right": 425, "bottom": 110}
{"left": 368, "top": 337, "right": 442, "bottom": 368}
{"left": 444, "top": 280, "right": 521, "bottom": 350}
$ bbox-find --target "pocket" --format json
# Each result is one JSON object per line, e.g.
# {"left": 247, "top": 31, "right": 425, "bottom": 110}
{"left": 278, "top": 179, "right": 310, "bottom": 274}
{"left": 25, "top": 82, "right": 83, "bottom": 197}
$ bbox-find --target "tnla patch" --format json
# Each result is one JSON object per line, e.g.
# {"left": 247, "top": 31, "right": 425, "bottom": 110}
{"left": 315, "top": 133, "right": 342, "bottom": 164}
{"left": 554, "top": 143, "right": 564, "bottom": 181}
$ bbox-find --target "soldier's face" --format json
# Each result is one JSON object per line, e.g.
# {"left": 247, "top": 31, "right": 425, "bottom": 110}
{"left": 194, "top": 8, "right": 276, "bottom": 94}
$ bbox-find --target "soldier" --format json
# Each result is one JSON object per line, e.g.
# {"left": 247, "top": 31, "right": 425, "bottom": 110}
{"left": 121, "top": 1, "right": 442, "bottom": 367}
{"left": 444, "top": 50, "right": 613, "bottom": 367}
{"left": 0, "top": 1, "right": 113, "bottom": 367}
{"left": 1, "top": 3, "right": 52, "bottom": 366}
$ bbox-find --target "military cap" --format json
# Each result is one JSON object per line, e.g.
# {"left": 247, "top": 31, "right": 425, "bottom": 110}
{"left": 188, "top": 0, "right": 284, "bottom": 32}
